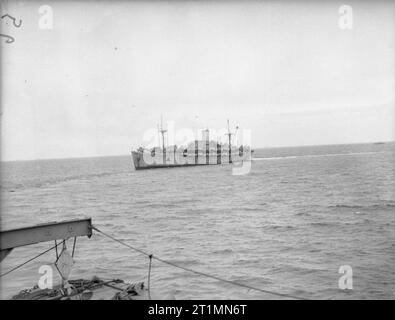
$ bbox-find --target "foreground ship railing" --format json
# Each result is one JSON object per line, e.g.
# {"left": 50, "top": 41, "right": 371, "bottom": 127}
{"left": 0, "top": 218, "right": 148, "bottom": 300}
{"left": 0, "top": 218, "right": 92, "bottom": 262}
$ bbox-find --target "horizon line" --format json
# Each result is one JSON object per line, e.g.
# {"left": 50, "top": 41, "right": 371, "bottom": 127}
{"left": 1, "top": 140, "right": 394, "bottom": 163}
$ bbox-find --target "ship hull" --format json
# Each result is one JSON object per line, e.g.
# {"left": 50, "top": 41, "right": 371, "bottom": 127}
{"left": 131, "top": 150, "right": 252, "bottom": 170}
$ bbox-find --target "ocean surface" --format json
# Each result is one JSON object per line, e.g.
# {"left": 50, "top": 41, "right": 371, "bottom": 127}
{"left": 1, "top": 143, "right": 394, "bottom": 300}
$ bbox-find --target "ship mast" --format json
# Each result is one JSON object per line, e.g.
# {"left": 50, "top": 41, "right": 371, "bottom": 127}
{"left": 227, "top": 119, "right": 233, "bottom": 164}
{"left": 159, "top": 115, "right": 167, "bottom": 165}
{"left": 204, "top": 127, "right": 210, "bottom": 165}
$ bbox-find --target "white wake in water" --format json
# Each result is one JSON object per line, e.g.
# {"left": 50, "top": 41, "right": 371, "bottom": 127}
{"left": 252, "top": 151, "right": 388, "bottom": 161}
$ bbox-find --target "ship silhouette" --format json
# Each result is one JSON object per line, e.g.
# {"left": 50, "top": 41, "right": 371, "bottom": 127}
{"left": 131, "top": 119, "right": 253, "bottom": 170}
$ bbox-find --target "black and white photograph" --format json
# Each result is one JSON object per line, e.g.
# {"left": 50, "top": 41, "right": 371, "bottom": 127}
{"left": 0, "top": 0, "right": 394, "bottom": 305}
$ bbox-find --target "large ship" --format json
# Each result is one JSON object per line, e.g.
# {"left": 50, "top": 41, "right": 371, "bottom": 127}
{"left": 131, "top": 119, "right": 253, "bottom": 170}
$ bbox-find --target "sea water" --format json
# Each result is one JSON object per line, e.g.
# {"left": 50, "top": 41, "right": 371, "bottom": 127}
{"left": 1, "top": 143, "right": 394, "bottom": 299}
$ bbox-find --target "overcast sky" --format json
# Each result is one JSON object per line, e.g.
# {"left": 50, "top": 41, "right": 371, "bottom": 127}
{"left": 1, "top": 0, "right": 394, "bottom": 161}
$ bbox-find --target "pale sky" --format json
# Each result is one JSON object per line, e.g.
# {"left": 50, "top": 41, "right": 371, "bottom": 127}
{"left": 1, "top": 0, "right": 394, "bottom": 161}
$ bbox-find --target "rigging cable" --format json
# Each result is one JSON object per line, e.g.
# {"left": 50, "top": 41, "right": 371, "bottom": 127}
{"left": 0, "top": 243, "right": 59, "bottom": 278}
{"left": 147, "top": 254, "right": 152, "bottom": 300}
{"left": 92, "top": 225, "right": 309, "bottom": 300}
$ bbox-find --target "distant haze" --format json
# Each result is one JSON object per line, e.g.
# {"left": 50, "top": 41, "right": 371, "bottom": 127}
{"left": 1, "top": 0, "right": 394, "bottom": 161}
